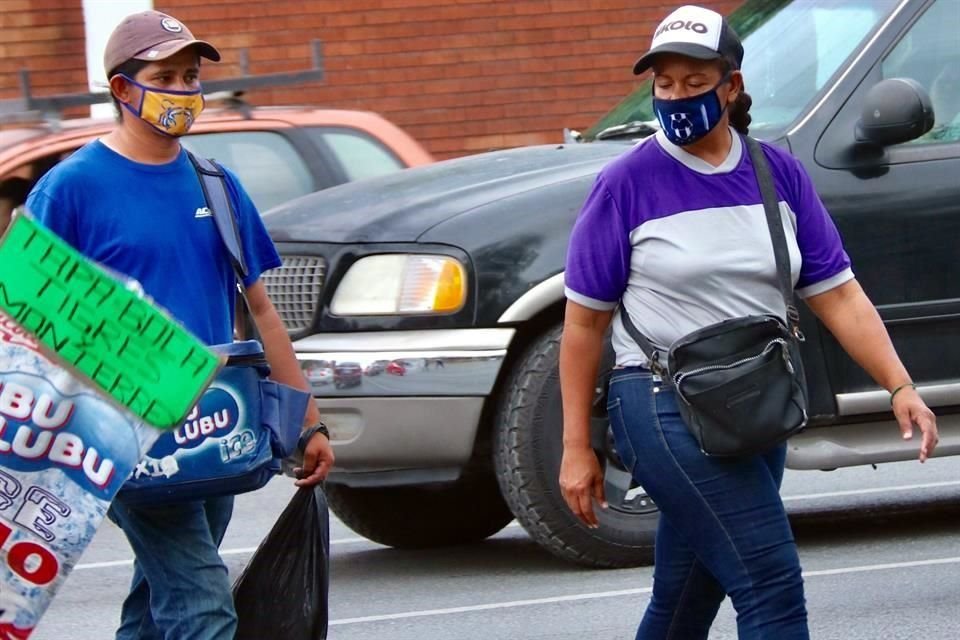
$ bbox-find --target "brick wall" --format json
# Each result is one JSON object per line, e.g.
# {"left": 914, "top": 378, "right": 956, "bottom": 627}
{"left": 0, "top": 0, "right": 86, "bottom": 100}
{"left": 2, "top": 0, "right": 738, "bottom": 158}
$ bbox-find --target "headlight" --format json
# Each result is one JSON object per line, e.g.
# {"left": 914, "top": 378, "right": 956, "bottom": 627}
{"left": 330, "top": 254, "right": 467, "bottom": 316}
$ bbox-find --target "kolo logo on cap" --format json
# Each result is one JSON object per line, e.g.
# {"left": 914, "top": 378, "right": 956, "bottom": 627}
{"left": 160, "top": 17, "right": 183, "bottom": 33}
{"left": 655, "top": 19, "right": 709, "bottom": 38}
{"left": 650, "top": 6, "right": 723, "bottom": 51}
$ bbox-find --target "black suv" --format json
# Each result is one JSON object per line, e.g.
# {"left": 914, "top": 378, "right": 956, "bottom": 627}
{"left": 263, "top": 0, "right": 960, "bottom": 567}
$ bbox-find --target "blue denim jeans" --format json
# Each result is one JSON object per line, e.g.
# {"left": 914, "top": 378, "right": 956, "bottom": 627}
{"left": 607, "top": 368, "right": 808, "bottom": 640}
{"left": 107, "top": 495, "right": 237, "bottom": 640}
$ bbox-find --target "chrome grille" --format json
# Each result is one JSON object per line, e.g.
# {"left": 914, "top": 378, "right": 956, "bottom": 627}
{"left": 262, "top": 255, "right": 326, "bottom": 332}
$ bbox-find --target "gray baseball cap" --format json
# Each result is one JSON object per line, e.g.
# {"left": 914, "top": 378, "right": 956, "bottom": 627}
{"left": 104, "top": 11, "right": 220, "bottom": 76}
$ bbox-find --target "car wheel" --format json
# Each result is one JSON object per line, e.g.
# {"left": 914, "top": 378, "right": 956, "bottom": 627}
{"left": 325, "top": 468, "right": 515, "bottom": 548}
{"left": 494, "top": 323, "right": 658, "bottom": 568}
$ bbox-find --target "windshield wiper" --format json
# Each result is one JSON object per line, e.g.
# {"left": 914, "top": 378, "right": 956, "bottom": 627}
{"left": 594, "top": 120, "right": 659, "bottom": 141}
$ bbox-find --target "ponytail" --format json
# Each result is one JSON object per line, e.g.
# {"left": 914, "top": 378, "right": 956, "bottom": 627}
{"left": 729, "top": 90, "right": 753, "bottom": 136}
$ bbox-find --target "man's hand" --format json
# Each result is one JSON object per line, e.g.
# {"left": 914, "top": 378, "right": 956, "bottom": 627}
{"left": 294, "top": 432, "right": 335, "bottom": 486}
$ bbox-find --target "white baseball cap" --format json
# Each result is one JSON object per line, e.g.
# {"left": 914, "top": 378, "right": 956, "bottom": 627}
{"left": 633, "top": 5, "right": 744, "bottom": 75}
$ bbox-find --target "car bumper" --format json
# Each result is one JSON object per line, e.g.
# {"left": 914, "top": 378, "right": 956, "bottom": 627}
{"left": 787, "top": 412, "right": 960, "bottom": 470}
{"left": 293, "top": 328, "right": 515, "bottom": 474}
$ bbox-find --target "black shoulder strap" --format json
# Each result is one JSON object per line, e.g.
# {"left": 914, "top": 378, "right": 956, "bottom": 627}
{"left": 744, "top": 136, "right": 801, "bottom": 336}
{"left": 619, "top": 135, "right": 800, "bottom": 373}
{"left": 187, "top": 151, "right": 249, "bottom": 281}
{"left": 187, "top": 151, "right": 257, "bottom": 339}
{"left": 619, "top": 308, "right": 666, "bottom": 376}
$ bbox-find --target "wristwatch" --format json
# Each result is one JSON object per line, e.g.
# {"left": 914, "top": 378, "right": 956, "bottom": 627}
{"left": 297, "top": 421, "right": 330, "bottom": 453}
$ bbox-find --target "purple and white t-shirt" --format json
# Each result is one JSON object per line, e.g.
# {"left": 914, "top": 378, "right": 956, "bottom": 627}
{"left": 564, "top": 129, "right": 853, "bottom": 367}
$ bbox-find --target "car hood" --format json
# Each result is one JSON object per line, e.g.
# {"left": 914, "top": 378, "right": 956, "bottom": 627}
{"left": 264, "top": 142, "right": 627, "bottom": 243}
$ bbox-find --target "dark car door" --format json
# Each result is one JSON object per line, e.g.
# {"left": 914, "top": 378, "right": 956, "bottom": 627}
{"left": 802, "top": 0, "right": 960, "bottom": 418}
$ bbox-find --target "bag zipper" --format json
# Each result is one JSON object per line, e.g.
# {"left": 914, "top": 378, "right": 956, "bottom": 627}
{"left": 674, "top": 338, "right": 790, "bottom": 388}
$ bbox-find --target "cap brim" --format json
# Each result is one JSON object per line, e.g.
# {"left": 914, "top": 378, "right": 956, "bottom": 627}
{"left": 133, "top": 38, "right": 221, "bottom": 64}
{"left": 633, "top": 43, "right": 721, "bottom": 75}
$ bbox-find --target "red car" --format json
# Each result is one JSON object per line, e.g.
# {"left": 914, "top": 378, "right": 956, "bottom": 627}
{"left": 385, "top": 361, "right": 406, "bottom": 376}
{"left": 333, "top": 362, "right": 363, "bottom": 389}
{"left": 0, "top": 105, "right": 433, "bottom": 221}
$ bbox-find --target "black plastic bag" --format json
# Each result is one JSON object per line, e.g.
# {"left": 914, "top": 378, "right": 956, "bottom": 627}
{"left": 233, "top": 485, "right": 330, "bottom": 639}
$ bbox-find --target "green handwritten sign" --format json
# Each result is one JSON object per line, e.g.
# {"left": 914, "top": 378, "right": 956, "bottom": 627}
{"left": 0, "top": 214, "right": 222, "bottom": 428}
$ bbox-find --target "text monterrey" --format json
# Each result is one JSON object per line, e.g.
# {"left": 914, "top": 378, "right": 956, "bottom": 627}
{"left": 0, "top": 219, "right": 214, "bottom": 427}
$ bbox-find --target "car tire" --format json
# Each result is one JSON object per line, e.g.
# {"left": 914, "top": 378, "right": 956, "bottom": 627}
{"left": 494, "top": 323, "right": 659, "bottom": 568}
{"left": 325, "top": 470, "right": 514, "bottom": 549}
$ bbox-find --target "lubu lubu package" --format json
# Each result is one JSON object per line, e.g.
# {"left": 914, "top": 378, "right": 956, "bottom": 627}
{"left": 0, "top": 213, "right": 224, "bottom": 636}
{"left": 0, "top": 313, "right": 160, "bottom": 636}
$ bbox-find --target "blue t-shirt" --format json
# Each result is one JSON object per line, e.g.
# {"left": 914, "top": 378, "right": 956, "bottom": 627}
{"left": 26, "top": 140, "right": 281, "bottom": 346}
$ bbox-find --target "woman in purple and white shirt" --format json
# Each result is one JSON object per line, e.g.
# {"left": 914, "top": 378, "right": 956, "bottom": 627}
{"left": 558, "top": 5, "right": 938, "bottom": 639}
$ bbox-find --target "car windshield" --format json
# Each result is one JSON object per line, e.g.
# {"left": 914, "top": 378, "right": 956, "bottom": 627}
{"left": 585, "top": 0, "right": 899, "bottom": 140}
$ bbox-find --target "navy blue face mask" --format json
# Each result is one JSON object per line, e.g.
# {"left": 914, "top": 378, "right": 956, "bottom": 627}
{"left": 653, "top": 73, "right": 732, "bottom": 146}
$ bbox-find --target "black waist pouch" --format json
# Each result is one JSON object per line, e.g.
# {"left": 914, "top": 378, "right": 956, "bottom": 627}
{"left": 618, "top": 136, "right": 809, "bottom": 457}
{"left": 667, "top": 314, "right": 808, "bottom": 456}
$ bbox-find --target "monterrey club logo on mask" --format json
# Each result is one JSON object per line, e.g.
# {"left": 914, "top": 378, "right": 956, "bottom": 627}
{"left": 653, "top": 72, "right": 731, "bottom": 147}
{"left": 668, "top": 112, "right": 697, "bottom": 141}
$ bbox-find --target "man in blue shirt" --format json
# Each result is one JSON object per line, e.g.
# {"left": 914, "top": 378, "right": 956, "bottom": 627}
{"left": 26, "top": 11, "right": 334, "bottom": 640}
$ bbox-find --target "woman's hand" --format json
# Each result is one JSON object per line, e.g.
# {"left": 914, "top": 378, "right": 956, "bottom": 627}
{"left": 558, "top": 301, "right": 614, "bottom": 528}
{"left": 892, "top": 386, "right": 938, "bottom": 462}
{"left": 559, "top": 444, "right": 607, "bottom": 528}
{"left": 805, "top": 281, "right": 938, "bottom": 463}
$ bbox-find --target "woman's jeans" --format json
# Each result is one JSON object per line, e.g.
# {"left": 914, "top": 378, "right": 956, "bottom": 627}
{"left": 607, "top": 367, "right": 808, "bottom": 640}
{"left": 107, "top": 495, "right": 237, "bottom": 640}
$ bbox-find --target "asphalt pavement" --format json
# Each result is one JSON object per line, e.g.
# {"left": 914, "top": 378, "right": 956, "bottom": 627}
{"left": 32, "top": 455, "right": 960, "bottom": 639}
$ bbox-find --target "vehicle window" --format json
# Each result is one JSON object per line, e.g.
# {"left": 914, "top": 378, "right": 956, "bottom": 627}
{"left": 586, "top": 0, "right": 896, "bottom": 140}
{"left": 881, "top": 0, "right": 960, "bottom": 144}
{"left": 0, "top": 176, "right": 29, "bottom": 233}
{"left": 182, "top": 131, "right": 315, "bottom": 212}
{"left": 306, "top": 128, "right": 404, "bottom": 181}
{"left": 1, "top": 151, "right": 70, "bottom": 207}
{"left": 740, "top": 1, "right": 887, "bottom": 132}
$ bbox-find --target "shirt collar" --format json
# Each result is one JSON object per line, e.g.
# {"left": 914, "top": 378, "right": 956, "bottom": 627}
{"left": 654, "top": 126, "right": 743, "bottom": 175}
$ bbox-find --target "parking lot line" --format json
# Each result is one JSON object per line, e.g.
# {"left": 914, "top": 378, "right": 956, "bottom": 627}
{"left": 328, "top": 556, "right": 960, "bottom": 626}
{"left": 330, "top": 587, "right": 656, "bottom": 626}
{"left": 803, "top": 556, "right": 960, "bottom": 578}
{"left": 781, "top": 479, "right": 960, "bottom": 502}
{"left": 73, "top": 535, "right": 370, "bottom": 571}
{"left": 71, "top": 482, "right": 957, "bottom": 573}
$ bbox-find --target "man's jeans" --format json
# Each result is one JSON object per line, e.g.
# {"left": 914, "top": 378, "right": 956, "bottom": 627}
{"left": 607, "top": 368, "right": 809, "bottom": 640}
{"left": 107, "top": 495, "right": 238, "bottom": 640}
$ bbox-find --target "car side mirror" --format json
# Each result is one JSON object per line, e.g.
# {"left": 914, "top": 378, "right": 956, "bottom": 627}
{"left": 855, "top": 78, "right": 935, "bottom": 147}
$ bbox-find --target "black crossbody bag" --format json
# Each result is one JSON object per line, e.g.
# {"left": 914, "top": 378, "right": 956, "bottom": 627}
{"left": 621, "top": 136, "right": 808, "bottom": 457}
